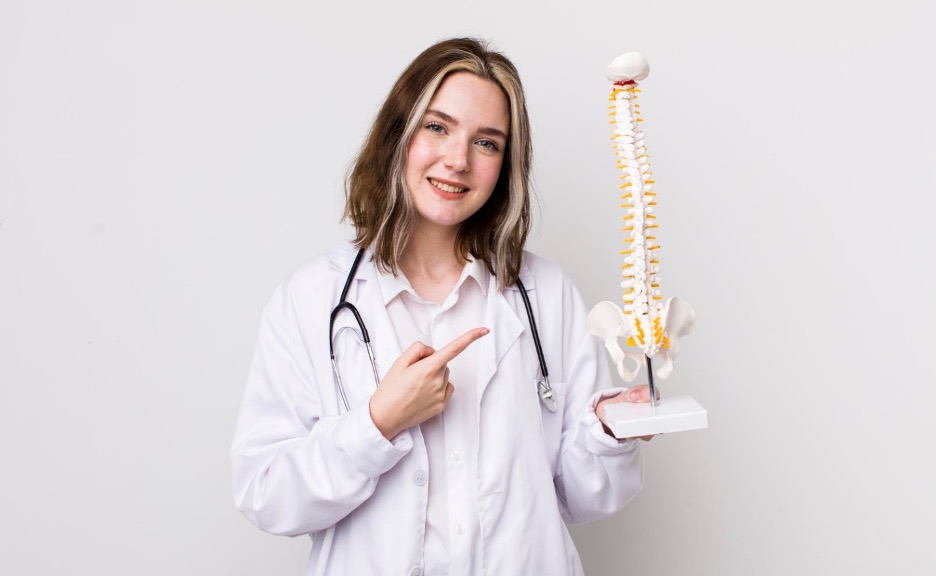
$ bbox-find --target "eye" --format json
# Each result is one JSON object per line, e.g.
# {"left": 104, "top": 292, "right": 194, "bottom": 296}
{"left": 425, "top": 121, "right": 446, "bottom": 134}
{"left": 477, "top": 139, "right": 501, "bottom": 152}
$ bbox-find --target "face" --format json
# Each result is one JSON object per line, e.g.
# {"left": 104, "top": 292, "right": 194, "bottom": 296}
{"left": 404, "top": 72, "right": 510, "bottom": 234}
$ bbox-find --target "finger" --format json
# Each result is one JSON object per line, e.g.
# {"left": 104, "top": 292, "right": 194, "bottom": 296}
{"left": 443, "top": 382, "right": 455, "bottom": 403}
{"left": 626, "top": 384, "right": 660, "bottom": 403}
{"left": 626, "top": 386, "right": 648, "bottom": 403}
{"left": 596, "top": 393, "right": 624, "bottom": 421}
{"left": 428, "top": 327, "right": 490, "bottom": 366}
{"left": 393, "top": 341, "right": 435, "bottom": 369}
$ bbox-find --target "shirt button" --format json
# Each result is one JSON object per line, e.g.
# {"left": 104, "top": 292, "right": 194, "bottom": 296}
{"left": 456, "top": 523, "right": 464, "bottom": 535}
{"left": 451, "top": 450, "right": 461, "bottom": 461}
{"left": 410, "top": 568, "right": 423, "bottom": 576}
{"left": 412, "top": 469, "right": 427, "bottom": 486}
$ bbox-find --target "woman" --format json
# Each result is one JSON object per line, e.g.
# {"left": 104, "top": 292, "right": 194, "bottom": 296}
{"left": 231, "top": 37, "right": 656, "bottom": 576}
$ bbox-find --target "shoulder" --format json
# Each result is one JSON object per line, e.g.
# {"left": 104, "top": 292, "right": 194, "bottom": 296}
{"left": 281, "top": 241, "right": 358, "bottom": 292}
{"left": 265, "top": 241, "right": 358, "bottom": 316}
{"left": 518, "top": 250, "right": 589, "bottom": 317}
{"left": 519, "top": 250, "right": 576, "bottom": 291}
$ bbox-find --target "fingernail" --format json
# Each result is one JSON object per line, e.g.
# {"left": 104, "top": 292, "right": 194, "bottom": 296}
{"left": 480, "top": 328, "right": 490, "bottom": 336}
{"left": 629, "top": 389, "right": 641, "bottom": 401}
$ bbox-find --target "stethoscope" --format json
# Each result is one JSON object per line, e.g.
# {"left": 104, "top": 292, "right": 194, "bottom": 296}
{"left": 329, "top": 249, "right": 558, "bottom": 414}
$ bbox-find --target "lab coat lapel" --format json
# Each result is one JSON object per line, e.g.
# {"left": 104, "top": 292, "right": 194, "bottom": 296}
{"left": 477, "top": 273, "right": 525, "bottom": 402}
{"left": 352, "top": 257, "right": 401, "bottom": 381}
{"left": 329, "top": 245, "right": 401, "bottom": 382}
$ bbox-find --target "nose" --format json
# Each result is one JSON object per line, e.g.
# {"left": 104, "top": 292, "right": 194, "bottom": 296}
{"left": 443, "top": 139, "right": 470, "bottom": 173}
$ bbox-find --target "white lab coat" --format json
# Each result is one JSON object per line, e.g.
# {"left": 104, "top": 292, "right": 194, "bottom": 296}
{"left": 231, "top": 243, "right": 643, "bottom": 576}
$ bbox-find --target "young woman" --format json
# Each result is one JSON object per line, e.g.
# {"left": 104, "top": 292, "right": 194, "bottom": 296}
{"left": 231, "top": 37, "right": 656, "bottom": 576}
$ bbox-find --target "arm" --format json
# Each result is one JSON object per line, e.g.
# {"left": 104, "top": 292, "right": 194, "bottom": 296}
{"left": 553, "top": 277, "right": 644, "bottom": 525}
{"left": 230, "top": 280, "right": 412, "bottom": 536}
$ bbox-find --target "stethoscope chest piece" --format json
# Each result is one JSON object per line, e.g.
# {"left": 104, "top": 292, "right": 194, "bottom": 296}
{"left": 537, "top": 380, "right": 558, "bottom": 413}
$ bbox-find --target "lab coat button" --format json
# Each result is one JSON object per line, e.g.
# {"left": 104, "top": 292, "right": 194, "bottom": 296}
{"left": 412, "top": 470, "right": 427, "bottom": 486}
{"left": 410, "top": 568, "right": 423, "bottom": 576}
{"left": 451, "top": 450, "right": 460, "bottom": 461}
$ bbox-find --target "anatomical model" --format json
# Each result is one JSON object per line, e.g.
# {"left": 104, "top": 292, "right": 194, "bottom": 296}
{"left": 587, "top": 52, "right": 696, "bottom": 387}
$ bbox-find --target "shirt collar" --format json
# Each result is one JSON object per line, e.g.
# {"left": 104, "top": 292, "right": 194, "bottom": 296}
{"left": 376, "top": 257, "right": 489, "bottom": 305}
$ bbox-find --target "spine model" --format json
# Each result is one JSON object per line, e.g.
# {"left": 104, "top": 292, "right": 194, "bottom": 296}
{"left": 610, "top": 61, "right": 662, "bottom": 356}
{"left": 588, "top": 52, "right": 695, "bottom": 382}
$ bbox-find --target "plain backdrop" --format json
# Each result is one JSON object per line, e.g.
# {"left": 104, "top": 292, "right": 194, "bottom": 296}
{"left": 2, "top": 1, "right": 934, "bottom": 574}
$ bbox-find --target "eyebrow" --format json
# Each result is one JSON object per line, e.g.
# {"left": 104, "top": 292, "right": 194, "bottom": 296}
{"left": 426, "top": 108, "right": 508, "bottom": 140}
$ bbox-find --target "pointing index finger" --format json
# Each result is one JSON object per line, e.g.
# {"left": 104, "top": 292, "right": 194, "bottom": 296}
{"left": 429, "top": 327, "right": 490, "bottom": 366}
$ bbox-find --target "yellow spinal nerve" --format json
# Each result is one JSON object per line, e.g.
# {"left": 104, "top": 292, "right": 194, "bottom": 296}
{"left": 610, "top": 83, "right": 667, "bottom": 356}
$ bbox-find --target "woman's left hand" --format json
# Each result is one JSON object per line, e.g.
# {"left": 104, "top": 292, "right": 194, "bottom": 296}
{"left": 596, "top": 384, "right": 659, "bottom": 441}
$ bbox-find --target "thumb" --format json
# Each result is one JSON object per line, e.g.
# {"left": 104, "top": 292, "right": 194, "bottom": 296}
{"left": 393, "top": 341, "right": 435, "bottom": 369}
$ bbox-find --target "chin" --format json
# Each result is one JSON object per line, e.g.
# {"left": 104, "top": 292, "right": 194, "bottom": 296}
{"left": 417, "top": 211, "right": 466, "bottom": 230}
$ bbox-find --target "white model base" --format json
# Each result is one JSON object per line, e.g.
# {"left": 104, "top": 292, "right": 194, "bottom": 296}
{"left": 604, "top": 395, "right": 708, "bottom": 439}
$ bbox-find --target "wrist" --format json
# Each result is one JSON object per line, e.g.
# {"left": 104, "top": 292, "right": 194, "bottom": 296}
{"left": 369, "top": 397, "right": 399, "bottom": 441}
{"left": 596, "top": 398, "right": 608, "bottom": 421}
{"left": 595, "top": 393, "right": 625, "bottom": 439}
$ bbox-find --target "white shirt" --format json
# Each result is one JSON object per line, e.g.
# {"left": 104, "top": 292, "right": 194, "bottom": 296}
{"left": 378, "top": 260, "right": 488, "bottom": 576}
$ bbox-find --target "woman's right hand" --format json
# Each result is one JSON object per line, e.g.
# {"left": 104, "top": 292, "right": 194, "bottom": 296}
{"left": 368, "top": 327, "right": 490, "bottom": 440}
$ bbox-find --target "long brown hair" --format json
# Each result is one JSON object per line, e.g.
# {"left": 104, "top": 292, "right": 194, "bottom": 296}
{"left": 343, "top": 37, "right": 533, "bottom": 291}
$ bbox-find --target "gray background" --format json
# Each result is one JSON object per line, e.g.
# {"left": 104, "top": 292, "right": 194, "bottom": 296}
{"left": 2, "top": 0, "right": 934, "bottom": 574}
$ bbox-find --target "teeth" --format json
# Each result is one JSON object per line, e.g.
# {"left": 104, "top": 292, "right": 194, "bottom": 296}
{"left": 430, "top": 179, "right": 467, "bottom": 194}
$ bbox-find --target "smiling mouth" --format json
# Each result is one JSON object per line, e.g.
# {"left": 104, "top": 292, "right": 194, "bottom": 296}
{"left": 429, "top": 178, "right": 468, "bottom": 194}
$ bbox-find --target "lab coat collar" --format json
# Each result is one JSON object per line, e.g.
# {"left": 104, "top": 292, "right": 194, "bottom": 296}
{"left": 329, "top": 242, "right": 535, "bottom": 403}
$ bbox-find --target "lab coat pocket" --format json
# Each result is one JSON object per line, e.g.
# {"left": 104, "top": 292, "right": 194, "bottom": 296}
{"left": 538, "top": 379, "right": 567, "bottom": 478}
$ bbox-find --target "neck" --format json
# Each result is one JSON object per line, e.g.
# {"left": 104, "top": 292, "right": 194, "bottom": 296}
{"left": 400, "top": 223, "right": 465, "bottom": 302}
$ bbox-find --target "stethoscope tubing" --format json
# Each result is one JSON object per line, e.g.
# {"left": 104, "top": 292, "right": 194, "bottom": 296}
{"left": 515, "top": 277, "right": 549, "bottom": 385}
{"left": 329, "top": 249, "right": 556, "bottom": 413}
